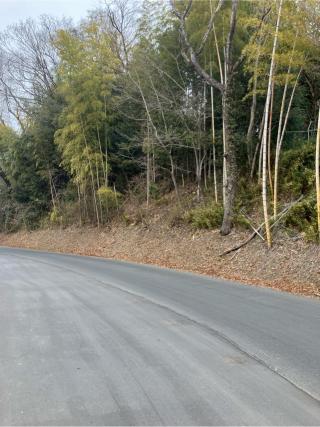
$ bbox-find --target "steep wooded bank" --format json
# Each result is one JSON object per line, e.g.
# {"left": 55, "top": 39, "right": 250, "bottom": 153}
{"left": 0, "top": 0, "right": 320, "bottom": 247}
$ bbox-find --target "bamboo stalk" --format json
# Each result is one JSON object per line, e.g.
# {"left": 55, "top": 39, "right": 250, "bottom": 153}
{"left": 210, "top": 67, "right": 218, "bottom": 203}
{"left": 273, "top": 67, "right": 302, "bottom": 218}
{"left": 262, "top": 0, "right": 283, "bottom": 248}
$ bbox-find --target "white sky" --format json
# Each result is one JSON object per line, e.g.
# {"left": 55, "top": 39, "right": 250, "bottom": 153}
{"left": 0, "top": 0, "right": 102, "bottom": 29}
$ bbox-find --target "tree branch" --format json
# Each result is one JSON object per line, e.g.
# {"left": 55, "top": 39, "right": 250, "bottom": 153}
{"left": 225, "top": 0, "right": 239, "bottom": 79}
{"left": 171, "top": 0, "right": 224, "bottom": 93}
{"left": 196, "top": 0, "right": 224, "bottom": 55}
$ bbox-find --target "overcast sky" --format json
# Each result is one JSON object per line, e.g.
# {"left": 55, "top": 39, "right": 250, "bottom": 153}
{"left": 0, "top": 0, "right": 101, "bottom": 29}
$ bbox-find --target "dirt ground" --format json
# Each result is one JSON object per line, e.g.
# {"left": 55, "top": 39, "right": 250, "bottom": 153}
{"left": 1, "top": 223, "right": 319, "bottom": 298}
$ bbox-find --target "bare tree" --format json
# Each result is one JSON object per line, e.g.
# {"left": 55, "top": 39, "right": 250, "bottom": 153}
{"left": 95, "top": 0, "right": 138, "bottom": 70}
{"left": 171, "top": 0, "right": 241, "bottom": 235}
{"left": 0, "top": 16, "right": 69, "bottom": 125}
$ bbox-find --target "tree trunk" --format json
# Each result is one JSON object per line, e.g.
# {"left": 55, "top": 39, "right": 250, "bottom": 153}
{"left": 220, "top": 0, "right": 239, "bottom": 234}
{"left": 210, "top": 85, "right": 218, "bottom": 203}
{"left": 258, "top": 137, "right": 263, "bottom": 182}
{"left": 194, "top": 147, "right": 201, "bottom": 202}
{"left": 172, "top": 0, "right": 239, "bottom": 232}
{"left": 146, "top": 121, "right": 151, "bottom": 207}
{"left": 267, "top": 80, "right": 274, "bottom": 196}
{"left": 169, "top": 152, "right": 179, "bottom": 202}
{"left": 77, "top": 184, "right": 82, "bottom": 227}
{"left": 251, "top": 139, "right": 260, "bottom": 179}
{"left": 47, "top": 168, "right": 56, "bottom": 210}
{"left": 246, "top": 52, "right": 260, "bottom": 167}
{"left": 220, "top": 84, "right": 237, "bottom": 235}
{"left": 316, "top": 105, "right": 320, "bottom": 241}
{"left": 222, "top": 56, "right": 227, "bottom": 205}
{"left": 146, "top": 149, "right": 150, "bottom": 207}
{"left": 105, "top": 123, "right": 109, "bottom": 188}
{"left": 251, "top": 104, "right": 266, "bottom": 180}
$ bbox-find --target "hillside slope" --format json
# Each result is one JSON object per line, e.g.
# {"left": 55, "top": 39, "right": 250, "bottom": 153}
{"left": 1, "top": 221, "right": 319, "bottom": 298}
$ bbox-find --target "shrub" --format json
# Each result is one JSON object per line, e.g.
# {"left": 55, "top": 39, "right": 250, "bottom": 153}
{"left": 284, "top": 196, "right": 318, "bottom": 242}
{"left": 281, "top": 142, "right": 315, "bottom": 197}
{"left": 0, "top": 193, "right": 46, "bottom": 232}
{"left": 49, "top": 206, "right": 63, "bottom": 225}
{"left": 234, "top": 214, "right": 251, "bottom": 230}
{"left": 97, "top": 186, "right": 121, "bottom": 210}
{"left": 185, "top": 203, "right": 224, "bottom": 229}
{"left": 45, "top": 202, "right": 79, "bottom": 228}
{"left": 149, "top": 182, "right": 160, "bottom": 200}
{"left": 236, "top": 177, "right": 260, "bottom": 210}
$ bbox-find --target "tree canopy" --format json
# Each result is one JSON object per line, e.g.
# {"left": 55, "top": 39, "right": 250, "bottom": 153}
{"left": 0, "top": 0, "right": 319, "bottom": 242}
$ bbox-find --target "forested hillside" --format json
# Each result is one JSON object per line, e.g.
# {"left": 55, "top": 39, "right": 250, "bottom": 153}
{"left": 0, "top": 0, "right": 320, "bottom": 248}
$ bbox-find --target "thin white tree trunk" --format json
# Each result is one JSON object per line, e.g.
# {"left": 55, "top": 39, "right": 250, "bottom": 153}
{"left": 105, "top": 125, "right": 109, "bottom": 188}
{"left": 268, "top": 80, "right": 274, "bottom": 196}
{"left": 146, "top": 120, "right": 151, "bottom": 207}
{"left": 210, "top": 85, "right": 218, "bottom": 203}
{"left": 203, "top": 83, "right": 207, "bottom": 190}
{"left": 222, "top": 51, "right": 227, "bottom": 205}
{"left": 273, "top": 34, "right": 298, "bottom": 217}
{"left": 262, "top": 0, "right": 283, "bottom": 248}
{"left": 273, "top": 67, "right": 302, "bottom": 217}
{"left": 246, "top": 46, "right": 260, "bottom": 167}
{"left": 258, "top": 138, "right": 263, "bottom": 182}
{"left": 210, "top": 0, "right": 225, "bottom": 203}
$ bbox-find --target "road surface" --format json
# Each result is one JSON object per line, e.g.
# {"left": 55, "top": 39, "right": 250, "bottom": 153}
{"left": 0, "top": 247, "right": 319, "bottom": 425}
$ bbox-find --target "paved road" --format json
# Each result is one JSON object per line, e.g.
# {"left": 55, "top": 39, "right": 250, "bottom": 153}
{"left": 0, "top": 247, "right": 319, "bottom": 425}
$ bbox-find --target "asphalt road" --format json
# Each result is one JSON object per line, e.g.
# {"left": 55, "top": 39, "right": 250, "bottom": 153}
{"left": 0, "top": 247, "right": 320, "bottom": 425}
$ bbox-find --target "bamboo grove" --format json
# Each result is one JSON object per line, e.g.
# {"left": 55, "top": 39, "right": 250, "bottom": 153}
{"left": 0, "top": 0, "right": 319, "bottom": 244}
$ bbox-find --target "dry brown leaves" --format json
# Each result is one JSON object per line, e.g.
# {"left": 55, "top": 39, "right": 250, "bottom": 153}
{"left": 0, "top": 224, "right": 319, "bottom": 298}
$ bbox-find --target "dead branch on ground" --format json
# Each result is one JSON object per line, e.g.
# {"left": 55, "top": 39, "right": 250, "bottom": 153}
{"left": 220, "top": 195, "right": 304, "bottom": 256}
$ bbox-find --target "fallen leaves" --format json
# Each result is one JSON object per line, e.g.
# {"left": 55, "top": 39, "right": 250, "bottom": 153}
{"left": 0, "top": 223, "right": 319, "bottom": 298}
